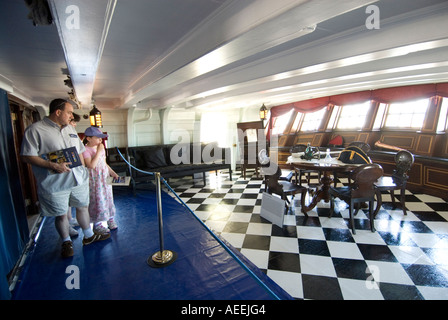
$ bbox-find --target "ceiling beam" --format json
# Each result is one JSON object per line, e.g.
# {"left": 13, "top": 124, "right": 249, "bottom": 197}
{"left": 48, "top": 0, "right": 116, "bottom": 108}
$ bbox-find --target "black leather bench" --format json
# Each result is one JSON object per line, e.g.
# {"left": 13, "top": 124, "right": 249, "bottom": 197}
{"left": 126, "top": 142, "right": 232, "bottom": 192}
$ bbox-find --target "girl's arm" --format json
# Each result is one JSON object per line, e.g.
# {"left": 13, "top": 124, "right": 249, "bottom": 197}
{"left": 107, "top": 165, "right": 119, "bottom": 179}
{"left": 84, "top": 144, "right": 104, "bottom": 169}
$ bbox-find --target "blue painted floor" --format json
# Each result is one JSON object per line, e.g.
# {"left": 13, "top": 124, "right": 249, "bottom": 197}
{"left": 12, "top": 183, "right": 291, "bottom": 300}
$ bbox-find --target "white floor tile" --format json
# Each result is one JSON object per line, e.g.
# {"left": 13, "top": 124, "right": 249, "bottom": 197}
{"left": 352, "top": 230, "right": 387, "bottom": 245}
{"left": 266, "top": 270, "right": 303, "bottom": 299}
{"left": 388, "top": 245, "right": 435, "bottom": 265}
{"left": 366, "top": 260, "right": 414, "bottom": 285}
{"left": 417, "top": 286, "right": 448, "bottom": 300}
{"left": 220, "top": 232, "right": 245, "bottom": 249}
{"left": 424, "top": 221, "right": 448, "bottom": 234}
{"left": 246, "top": 223, "right": 272, "bottom": 236}
{"left": 269, "top": 236, "right": 299, "bottom": 254}
{"left": 338, "top": 278, "right": 384, "bottom": 300}
{"left": 296, "top": 226, "right": 326, "bottom": 240}
{"left": 327, "top": 241, "right": 364, "bottom": 260}
{"left": 300, "top": 254, "right": 337, "bottom": 277}
{"left": 228, "top": 212, "right": 252, "bottom": 222}
{"left": 240, "top": 248, "right": 269, "bottom": 270}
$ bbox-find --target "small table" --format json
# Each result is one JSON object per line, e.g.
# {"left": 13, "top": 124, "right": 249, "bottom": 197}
{"left": 287, "top": 155, "right": 361, "bottom": 214}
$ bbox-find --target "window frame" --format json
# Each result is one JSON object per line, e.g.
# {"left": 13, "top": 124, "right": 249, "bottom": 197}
{"left": 299, "top": 107, "right": 326, "bottom": 132}
{"left": 383, "top": 98, "right": 430, "bottom": 130}
{"left": 271, "top": 109, "right": 294, "bottom": 135}
{"left": 334, "top": 101, "right": 371, "bottom": 130}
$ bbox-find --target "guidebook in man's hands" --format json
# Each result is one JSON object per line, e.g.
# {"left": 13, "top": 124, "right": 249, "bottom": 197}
{"left": 41, "top": 146, "right": 82, "bottom": 174}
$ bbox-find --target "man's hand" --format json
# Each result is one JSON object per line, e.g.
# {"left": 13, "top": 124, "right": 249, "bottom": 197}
{"left": 50, "top": 161, "right": 72, "bottom": 173}
{"left": 22, "top": 155, "right": 72, "bottom": 173}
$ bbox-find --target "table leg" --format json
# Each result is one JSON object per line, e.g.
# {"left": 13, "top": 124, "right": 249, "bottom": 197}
{"left": 301, "top": 171, "right": 333, "bottom": 214}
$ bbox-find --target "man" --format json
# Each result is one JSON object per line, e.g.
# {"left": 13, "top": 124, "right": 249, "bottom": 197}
{"left": 21, "top": 99, "right": 110, "bottom": 258}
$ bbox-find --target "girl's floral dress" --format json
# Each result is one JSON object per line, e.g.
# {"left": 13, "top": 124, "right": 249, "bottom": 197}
{"left": 83, "top": 146, "right": 116, "bottom": 223}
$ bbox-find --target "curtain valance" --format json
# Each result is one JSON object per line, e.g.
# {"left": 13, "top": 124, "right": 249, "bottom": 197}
{"left": 270, "top": 82, "right": 448, "bottom": 118}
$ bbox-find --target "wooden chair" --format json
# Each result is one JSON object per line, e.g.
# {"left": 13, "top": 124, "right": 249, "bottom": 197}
{"left": 290, "top": 144, "right": 321, "bottom": 186}
{"left": 259, "top": 150, "right": 307, "bottom": 215}
{"left": 329, "top": 164, "right": 383, "bottom": 234}
{"left": 334, "top": 141, "right": 371, "bottom": 187}
{"left": 374, "top": 150, "right": 414, "bottom": 216}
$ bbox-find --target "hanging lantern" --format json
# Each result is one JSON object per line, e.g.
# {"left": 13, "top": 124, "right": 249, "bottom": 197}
{"left": 89, "top": 105, "right": 102, "bottom": 127}
{"left": 259, "top": 104, "right": 268, "bottom": 120}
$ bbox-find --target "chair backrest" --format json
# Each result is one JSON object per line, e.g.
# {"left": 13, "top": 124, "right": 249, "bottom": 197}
{"left": 264, "top": 166, "right": 285, "bottom": 196}
{"left": 351, "top": 164, "right": 383, "bottom": 198}
{"left": 258, "top": 149, "right": 284, "bottom": 195}
{"left": 393, "top": 150, "right": 414, "bottom": 180}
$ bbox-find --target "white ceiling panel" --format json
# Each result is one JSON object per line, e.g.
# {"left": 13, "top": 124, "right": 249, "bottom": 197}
{"left": 1, "top": 0, "right": 448, "bottom": 112}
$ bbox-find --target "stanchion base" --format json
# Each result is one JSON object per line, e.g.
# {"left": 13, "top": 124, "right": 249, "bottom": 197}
{"left": 147, "top": 250, "right": 177, "bottom": 268}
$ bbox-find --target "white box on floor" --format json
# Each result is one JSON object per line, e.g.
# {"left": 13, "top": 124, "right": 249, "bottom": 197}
{"left": 260, "top": 192, "right": 285, "bottom": 228}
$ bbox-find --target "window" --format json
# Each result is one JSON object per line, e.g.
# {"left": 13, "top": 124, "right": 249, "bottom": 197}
{"left": 336, "top": 101, "right": 371, "bottom": 129}
{"left": 272, "top": 109, "right": 293, "bottom": 135}
{"left": 384, "top": 99, "right": 429, "bottom": 129}
{"left": 300, "top": 108, "right": 326, "bottom": 131}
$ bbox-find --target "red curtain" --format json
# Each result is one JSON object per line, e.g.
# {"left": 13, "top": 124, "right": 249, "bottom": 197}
{"left": 270, "top": 82, "right": 448, "bottom": 118}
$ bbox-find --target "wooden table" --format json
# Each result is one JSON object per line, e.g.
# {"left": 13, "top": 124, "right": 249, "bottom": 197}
{"left": 287, "top": 155, "right": 361, "bottom": 214}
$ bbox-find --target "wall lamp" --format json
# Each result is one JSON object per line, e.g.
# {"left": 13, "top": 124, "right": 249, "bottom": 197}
{"left": 89, "top": 105, "right": 103, "bottom": 127}
{"left": 259, "top": 104, "right": 268, "bottom": 120}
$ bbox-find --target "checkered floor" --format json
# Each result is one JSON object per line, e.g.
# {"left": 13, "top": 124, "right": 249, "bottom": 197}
{"left": 164, "top": 169, "right": 448, "bottom": 300}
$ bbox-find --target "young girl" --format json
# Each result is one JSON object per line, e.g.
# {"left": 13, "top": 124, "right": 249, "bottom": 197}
{"left": 83, "top": 127, "right": 119, "bottom": 234}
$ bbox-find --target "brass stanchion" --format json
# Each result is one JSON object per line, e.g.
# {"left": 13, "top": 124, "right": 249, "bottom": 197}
{"left": 147, "top": 172, "right": 177, "bottom": 268}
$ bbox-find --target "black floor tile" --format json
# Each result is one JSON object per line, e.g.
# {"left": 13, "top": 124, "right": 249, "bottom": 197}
{"left": 357, "top": 244, "right": 398, "bottom": 262}
{"left": 268, "top": 252, "right": 301, "bottom": 273}
{"left": 302, "top": 274, "right": 343, "bottom": 300}
{"left": 332, "top": 258, "right": 370, "bottom": 280}
{"left": 298, "top": 239, "right": 330, "bottom": 256}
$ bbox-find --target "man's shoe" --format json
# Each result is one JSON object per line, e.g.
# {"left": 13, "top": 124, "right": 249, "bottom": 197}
{"left": 61, "top": 241, "right": 74, "bottom": 258}
{"left": 82, "top": 232, "right": 111, "bottom": 245}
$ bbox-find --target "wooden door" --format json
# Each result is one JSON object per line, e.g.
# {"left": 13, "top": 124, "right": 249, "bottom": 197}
{"left": 9, "top": 102, "right": 40, "bottom": 217}
{"left": 236, "top": 120, "right": 265, "bottom": 178}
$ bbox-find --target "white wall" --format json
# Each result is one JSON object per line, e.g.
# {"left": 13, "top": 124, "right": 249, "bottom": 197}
{"left": 75, "top": 105, "right": 262, "bottom": 158}
{"left": 75, "top": 109, "right": 128, "bottom": 148}
{"left": 165, "top": 108, "right": 197, "bottom": 144}
{"left": 127, "top": 107, "right": 161, "bottom": 147}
